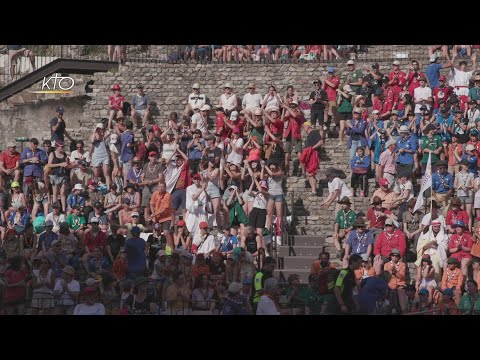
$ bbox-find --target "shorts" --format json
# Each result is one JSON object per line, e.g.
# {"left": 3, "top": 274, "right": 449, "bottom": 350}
{"left": 206, "top": 182, "right": 221, "bottom": 199}
{"left": 31, "top": 293, "right": 55, "bottom": 309}
{"left": 337, "top": 112, "right": 350, "bottom": 121}
{"left": 35, "top": 195, "right": 49, "bottom": 205}
{"left": 49, "top": 174, "right": 68, "bottom": 186}
{"left": 172, "top": 189, "right": 186, "bottom": 210}
{"left": 474, "top": 195, "right": 480, "bottom": 209}
{"left": 311, "top": 109, "right": 325, "bottom": 126}
{"left": 458, "top": 195, "right": 474, "bottom": 205}
{"left": 159, "top": 220, "right": 171, "bottom": 231}
{"left": 269, "top": 194, "right": 284, "bottom": 202}
{"left": 133, "top": 109, "right": 147, "bottom": 117}
{"left": 119, "top": 159, "right": 132, "bottom": 173}
{"left": 327, "top": 101, "right": 337, "bottom": 116}
{"left": 248, "top": 207, "right": 266, "bottom": 229}
{"left": 284, "top": 138, "right": 302, "bottom": 153}
{"left": 420, "top": 278, "right": 437, "bottom": 289}
{"left": 142, "top": 185, "right": 157, "bottom": 208}
{"left": 91, "top": 157, "right": 110, "bottom": 167}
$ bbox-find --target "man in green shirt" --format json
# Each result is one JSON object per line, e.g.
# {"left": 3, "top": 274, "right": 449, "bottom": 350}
{"left": 468, "top": 74, "right": 480, "bottom": 105}
{"left": 420, "top": 123, "right": 442, "bottom": 173}
{"left": 343, "top": 60, "right": 364, "bottom": 94}
{"left": 333, "top": 196, "right": 357, "bottom": 257}
{"left": 66, "top": 205, "right": 86, "bottom": 241}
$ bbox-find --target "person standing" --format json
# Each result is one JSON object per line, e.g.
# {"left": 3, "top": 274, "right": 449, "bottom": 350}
{"left": 334, "top": 254, "right": 363, "bottom": 314}
{"left": 50, "top": 107, "right": 74, "bottom": 144}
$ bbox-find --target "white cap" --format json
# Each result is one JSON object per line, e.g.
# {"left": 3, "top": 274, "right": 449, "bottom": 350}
{"left": 399, "top": 125, "right": 410, "bottom": 132}
{"left": 386, "top": 139, "right": 397, "bottom": 148}
{"left": 73, "top": 184, "right": 84, "bottom": 191}
{"left": 90, "top": 217, "right": 99, "bottom": 223}
{"left": 200, "top": 105, "right": 211, "bottom": 112}
{"left": 372, "top": 110, "right": 380, "bottom": 115}
{"left": 466, "top": 144, "right": 475, "bottom": 152}
{"left": 224, "top": 82, "right": 233, "bottom": 89}
{"left": 429, "top": 54, "right": 438, "bottom": 62}
{"left": 96, "top": 123, "right": 104, "bottom": 129}
{"left": 347, "top": 60, "right": 355, "bottom": 65}
{"left": 192, "top": 83, "right": 200, "bottom": 89}
{"left": 110, "top": 133, "right": 118, "bottom": 144}
{"left": 230, "top": 111, "right": 238, "bottom": 120}
{"left": 392, "top": 60, "right": 400, "bottom": 66}
{"left": 85, "top": 278, "right": 100, "bottom": 286}
{"left": 131, "top": 211, "right": 140, "bottom": 217}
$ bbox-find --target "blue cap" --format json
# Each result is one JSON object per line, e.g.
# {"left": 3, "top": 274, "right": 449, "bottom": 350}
{"left": 131, "top": 226, "right": 141, "bottom": 234}
{"left": 452, "top": 220, "right": 466, "bottom": 228}
{"left": 418, "top": 288, "right": 429, "bottom": 296}
{"left": 470, "top": 129, "right": 479, "bottom": 136}
{"left": 327, "top": 66, "right": 335, "bottom": 73}
{"left": 442, "top": 288, "right": 454, "bottom": 297}
{"left": 56, "top": 106, "right": 64, "bottom": 113}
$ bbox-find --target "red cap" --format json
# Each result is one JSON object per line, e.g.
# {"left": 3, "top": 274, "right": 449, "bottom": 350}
{"left": 192, "top": 173, "right": 202, "bottom": 180}
{"left": 148, "top": 151, "right": 157, "bottom": 157}
{"left": 247, "top": 149, "right": 261, "bottom": 162}
{"left": 439, "top": 76, "right": 447, "bottom": 82}
{"left": 199, "top": 222, "right": 209, "bottom": 229}
{"left": 153, "top": 125, "right": 161, "bottom": 132}
{"left": 379, "top": 178, "right": 389, "bottom": 186}
{"left": 177, "top": 219, "right": 186, "bottom": 227}
{"left": 88, "top": 179, "right": 97, "bottom": 186}
{"left": 233, "top": 127, "right": 241, "bottom": 134}
{"left": 111, "top": 84, "right": 121, "bottom": 91}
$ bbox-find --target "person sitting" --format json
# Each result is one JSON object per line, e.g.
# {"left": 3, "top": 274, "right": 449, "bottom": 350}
{"left": 441, "top": 257, "right": 464, "bottom": 305}
{"left": 333, "top": 197, "right": 356, "bottom": 260}
{"left": 448, "top": 219, "right": 473, "bottom": 278}
{"left": 374, "top": 219, "right": 406, "bottom": 261}
{"left": 383, "top": 248, "right": 407, "bottom": 314}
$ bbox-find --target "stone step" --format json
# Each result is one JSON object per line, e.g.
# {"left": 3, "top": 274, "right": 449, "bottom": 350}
{"left": 287, "top": 235, "right": 326, "bottom": 247}
{"left": 277, "top": 245, "right": 323, "bottom": 257}
{"left": 282, "top": 256, "right": 318, "bottom": 271}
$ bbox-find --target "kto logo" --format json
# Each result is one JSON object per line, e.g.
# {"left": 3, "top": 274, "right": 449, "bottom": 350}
{"left": 33, "top": 74, "right": 75, "bottom": 94}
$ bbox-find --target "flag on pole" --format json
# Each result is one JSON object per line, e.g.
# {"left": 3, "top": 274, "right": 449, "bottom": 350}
{"left": 413, "top": 153, "right": 432, "bottom": 213}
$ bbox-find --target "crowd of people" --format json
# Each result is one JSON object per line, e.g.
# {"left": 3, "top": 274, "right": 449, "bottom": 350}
{"left": 1, "top": 46, "right": 480, "bottom": 315}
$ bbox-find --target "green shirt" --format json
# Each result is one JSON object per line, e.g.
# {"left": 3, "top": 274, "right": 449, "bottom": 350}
{"left": 66, "top": 214, "right": 86, "bottom": 231}
{"left": 338, "top": 94, "right": 353, "bottom": 114}
{"left": 342, "top": 69, "right": 364, "bottom": 93}
{"left": 421, "top": 135, "right": 442, "bottom": 164}
{"left": 468, "top": 86, "right": 480, "bottom": 102}
{"left": 458, "top": 294, "right": 480, "bottom": 315}
{"left": 335, "top": 209, "right": 356, "bottom": 229}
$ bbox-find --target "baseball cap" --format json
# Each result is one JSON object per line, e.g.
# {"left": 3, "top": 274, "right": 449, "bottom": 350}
{"left": 439, "top": 75, "right": 447, "bottom": 82}
{"left": 347, "top": 60, "right": 355, "bottom": 65}
{"left": 199, "top": 222, "right": 209, "bottom": 229}
{"left": 131, "top": 226, "right": 141, "bottom": 234}
{"left": 392, "top": 60, "right": 400, "bottom": 66}
{"left": 56, "top": 106, "right": 64, "bottom": 113}
{"left": 429, "top": 54, "right": 438, "bottom": 62}
{"left": 230, "top": 111, "right": 238, "bottom": 120}
{"left": 379, "top": 178, "right": 389, "bottom": 186}
{"left": 192, "top": 83, "right": 200, "bottom": 89}
{"left": 327, "top": 66, "right": 335, "bottom": 73}
{"left": 372, "top": 63, "right": 380, "bottom": 69}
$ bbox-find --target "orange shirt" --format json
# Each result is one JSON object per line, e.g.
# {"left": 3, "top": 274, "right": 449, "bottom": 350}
{"left": 150, "top": 190, "right": 173, "bottom": 223}
{"left": 383, "top": 261, "right": 406, "bottom": 289}
{"left": 437, "top": 299, "right": 460, "bottom": 315}
{"left": 441, "top": 267, "right": 463, "bottom": 290}
{"left": 354, "top": 266, "right": 376, "bottom": 281}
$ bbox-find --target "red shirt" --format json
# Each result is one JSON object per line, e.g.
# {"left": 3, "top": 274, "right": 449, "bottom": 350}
{"left": 322, "top": 76, "right": 340, "bottom": 101}
{"left": 388, "top": 70, "right": 407, "bottom": 95}
{"left": 84, "top": 230, "right": 107, "bottom": 254}
{"left": 109, "top": 94, "right": 125, "bottom": 111}
{"left": 446, "top": 209, "right": 470, "bottom": 227}
{"left": 373, "top": 98, "right": 383, "bottom": 112}
{"left": 0, "top": 150, "right": 20, "bottom": 170}
{"left": 268, "top": 119, "right": 284, "bottom": 137}
{"left": 432, "top": 86, "right": 452, "bottom": 109}
{"left": 134, "top": 141, "right": 147, "bottom": 161}
{"left": 407, "top": 71, "right": 426, "bottom": 97}
{"left": 374, "top": 229, "right": 406, "bottom": 258}
{"left": 449, "top": 233, "right": 473, "bottom": 260}
{"left": 367, "top": 207, "right": 392, "bottom": 228}
{"left": 284, "top": 114, "right": 304, "bottom": 140}
{"left": 216, "top": 113, "right": 229, "bottom": 140}
{"left": 4, "top": 269, "right": 27, "bottom": 304}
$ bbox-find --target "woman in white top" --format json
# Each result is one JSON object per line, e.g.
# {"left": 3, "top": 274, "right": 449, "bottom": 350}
{"left": 261, "top": 85, "right": 283, "bottom": 110}
{"left": 263, "top": 160, "right": 284, "bottom": 233}
{"left": 320, "top": 170, "right": 354, "bottom": 212}
{"left": 31, "top": 257, "right": 56, "bottom": 315}
{"left": 256, "top": 278, "right": 281, "bottom": 315}
{"left": 283, "top": 85, "right": 299, "bottom": 108}
{"left": 226, "top": 127, "right": 244, "bottom": 165}
{"left": 90, "top": 122, "right": 112, "bottom": 189}
{"left": 245, "top": 161, "right": 269, "bottom": 243}
{"left": 186, "top": 175, "right": 208, "bottom": 245}
{"left": 455, "top": 160, "right": 475, "bottom": 229}
{"left": 73, "top": 288, "right": 106, "bottom": 315}
{"left": 160, "top": 129, "right": 177, "bottom": 161}
{"left": 220, "top": 83, "right": 238, "bottom": 115}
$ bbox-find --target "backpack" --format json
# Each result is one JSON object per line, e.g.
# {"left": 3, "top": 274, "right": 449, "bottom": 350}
{"left": 33, "top": 215, "right": 46, "bottom": 234}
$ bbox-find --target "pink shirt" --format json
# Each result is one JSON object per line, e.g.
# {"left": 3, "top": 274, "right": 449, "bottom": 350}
{"left": 379, "top": 149, "right": 396, "bottom": 174}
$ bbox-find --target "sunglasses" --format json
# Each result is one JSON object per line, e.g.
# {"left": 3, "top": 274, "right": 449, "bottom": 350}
{"left": 385, "top": 224, "right": 393, "bottom": 227}
{"left": 132, "top": 215, "right": 139, "bottom": 218}
{"left": 391, "top": 254, "right": 400, "bottom": 257}
{"left": 224, "top": 87, "right": 231, "bottom": 90}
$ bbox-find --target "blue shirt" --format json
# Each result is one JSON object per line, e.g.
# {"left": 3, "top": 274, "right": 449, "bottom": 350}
{"left": 67, "top": 193, "right": 86, "bottom": 208}
{"left": 396, "top": 135, "right": 417, "bottom": 165}
{"left": 351, "top": 155, "right": 371, "bottom": 170}
{"left": 346, "top": 230, "right": 373, "bottom": 255}
{"left": 432, "top": 171, "right": 454, "bottom": 193}
{"left": 20, "top": 147, "right": 48, "bottom": 178}
{"left": 188, "top": 139, "right": 205, "bottom": 161}
{"left": 461, "top": 154, "right": 479, "bottom": 177}
{"left": 220, "top": 235, "right": 238, "bottom": 252}
{"left": 426, "top": 63, "right": 443, "bottom": 89}
{"left": 120, "top": 131, "right": 135, "bottom": 162}
{"left": 37, "top": 231, "right": 58, "bottom": 254}
{"left": 125, "top": 237, "right": 147, "bottom": 274}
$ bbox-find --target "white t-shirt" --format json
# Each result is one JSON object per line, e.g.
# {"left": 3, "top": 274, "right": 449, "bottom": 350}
{"left": 450, "top": 68, "right": 473, "bottom": 96}
{"left": 188, "top": 92, "right": 206, "bottom": 110}
{"left": 46, "top": 213, "right": 67, "bottom": 234}
{"left": 54, "top": 279, "right": 80, "bottom": 306}
{"left": 393, "top": 180, "right": 414, "bottom": 201}
{"left": 226, "top": 138, "right": 244, "bottom": 165}
{"left": 414, "top": 86, "right": 432, "bottom": 113}
{"left": 73, "top": 303, "right": 106, "bottom": 315}
{"left": 328, "top": 177, "right": 353, "bottom": 201}
{"left": 262, "top": 94, "right": 281, "bottom": 110}
{"left": 242, "top": 92, "right": 262, "bottom": 110}
{"left": 220, "top": 93, "right": 237, "bottom": 112}
{"left": 252, "top": 192, "right": 267, "bottom": 209}
{"left": 70, "top": 150, "right": 91, "bottom": 164}
{"left": 192, "top": 113, "right": 208, "bottom": 134}
{"left": 256, "top": 295, "right": 280, "bottom": 315}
